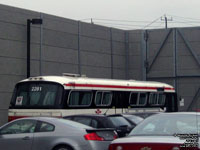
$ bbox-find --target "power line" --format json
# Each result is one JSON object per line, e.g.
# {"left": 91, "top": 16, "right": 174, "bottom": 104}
{"left": 142, "top": 15, "right": 163, "bottom": 29}
{"left": 80, "top": 14, "right": 200, "bottom": 30}
{"left": 167, "top": 14, "right": 200, "bottom": 21}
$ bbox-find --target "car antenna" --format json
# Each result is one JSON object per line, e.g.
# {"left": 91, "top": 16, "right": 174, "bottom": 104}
{"left": 104, "top": 108, "right": 110, "bottom": 115}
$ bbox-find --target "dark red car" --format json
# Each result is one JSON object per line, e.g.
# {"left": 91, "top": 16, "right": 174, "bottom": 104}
{"left": 109, "top": 112, "right": 200, "bottom": 150}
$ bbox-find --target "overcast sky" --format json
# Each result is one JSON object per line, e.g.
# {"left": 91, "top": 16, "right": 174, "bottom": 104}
{"left": 0, "top": 0, "right": 200, "bottom": 29}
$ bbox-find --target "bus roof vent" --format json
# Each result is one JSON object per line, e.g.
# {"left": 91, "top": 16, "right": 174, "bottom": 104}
{"left": 62, "top": 73, "right": 86, "bottom": 78}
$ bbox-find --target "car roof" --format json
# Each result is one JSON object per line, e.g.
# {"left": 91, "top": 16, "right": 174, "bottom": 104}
{"left": 64, "top": 114, "right": 131, "bottom": 118}
{"left": 64, "top": 114, "right": 108, "bottom": 118}
{"left": 159, "top": 112, "right": 200, "bottom": 115}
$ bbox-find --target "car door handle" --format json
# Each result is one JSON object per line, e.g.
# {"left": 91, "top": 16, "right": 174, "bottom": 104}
{"left": 22, "top": 136, "right": 30, "bottom": 140}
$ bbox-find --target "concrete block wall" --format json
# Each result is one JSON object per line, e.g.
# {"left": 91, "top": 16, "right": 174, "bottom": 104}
{"left": 79, "top": 22, "right": 127, "bottom": 79}
{"left": 176, "top": 28, "right": 200, "bottom": 111}
{"left": 41, "top": 14, "right": 79, "bottom": 75}
{"left": 0, "top": 4, "right": 41, "bottom": 125}
{"left": 128, "top": 30, "right": 143, "bottom": 80}
{"left": 144, "top": 28, "right": 200, "bottom": 111}
{"left": 0, "top": 4, "right": 127, "bottom": 125}
{"left": 147, "top": 29, "right": 174, "bottom": 78}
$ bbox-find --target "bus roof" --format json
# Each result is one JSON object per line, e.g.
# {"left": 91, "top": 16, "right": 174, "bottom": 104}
{"left": 19, "top": 75, "right": 175, "bottom": 93}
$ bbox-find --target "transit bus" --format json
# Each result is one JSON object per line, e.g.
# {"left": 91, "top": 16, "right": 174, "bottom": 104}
{"left": 8, "top": 73, "right": 178, "bottom": 121}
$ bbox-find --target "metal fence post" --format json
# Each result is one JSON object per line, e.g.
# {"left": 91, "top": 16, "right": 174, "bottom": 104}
{"left": 78, "top": 21, "right": 81, "bottom": 75}
{"left": 110, "top": 28, "right": 113, "bottom": 79}
{"left": 125, "top": 31, "right": 129, "bottom": 79}
{"left": 173, "top": 28, "right": 178, "bottom": 92}
{"left": 142, "top": 30, "right": 148, "bottom": 81}
{"left": 39, "top": 13, "right": 43, "bottom": 76}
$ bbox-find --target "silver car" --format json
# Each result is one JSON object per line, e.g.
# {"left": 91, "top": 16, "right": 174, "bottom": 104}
{"left": 0, "top": 117, "right": 117, "bottom": 150}
{"left": 109, "top": 112, "right": 200, "bottom": 150}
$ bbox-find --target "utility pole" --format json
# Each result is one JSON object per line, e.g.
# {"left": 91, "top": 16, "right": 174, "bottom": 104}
{"left": 161, "top": 14, "right": 173, "bottom": 29}
{"left": 91, "top": 18, "right": 94, "bottom": 24}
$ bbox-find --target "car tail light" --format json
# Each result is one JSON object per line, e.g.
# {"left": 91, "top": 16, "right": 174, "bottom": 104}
{"left": 84, "top": 132, "right": 104, "bottom": 141}
{"left": 108, "top": 144, "right": 114, "bottom": 150}
{"left": 109, "top": 145, "right": 123, "bottom": 150}
{"left": 113, "top": 134, "right": 118, "bottom": 140}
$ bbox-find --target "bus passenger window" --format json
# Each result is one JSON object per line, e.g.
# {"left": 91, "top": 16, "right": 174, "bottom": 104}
{"left": 158, "top": 94, "right": 166, "bottom": 105}
{"left": 102, "top": 92, "right": 112, "bottom": 105}
{"left": 68, "top": 91, "right": 92, "bottom": 107}
{"left": 129, "top": 93, "right": 138, "bottom": 106}
{"left": 149, "top": 93, "right": 166, "bottom": 105}
{"left": 69, "top": 91, "right": 79, "bottom": 105}
{"left": 149, "top": 93, "right": 157, "bottom": 105}
{"left": 95, "top": 91, "right": 112, "bottom": 106}
{"left": 95, "top": 92, "right": 102, "bottom": 105}
{"left": 138, "top": 93, "right": 147, "bottom": 105}
{"left": 81, "top": 93, "right": 92, "bottom": 105}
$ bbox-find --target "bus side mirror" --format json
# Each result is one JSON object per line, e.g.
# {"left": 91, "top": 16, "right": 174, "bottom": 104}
{"left": 179, "top": 96, "right": 182, "bottom": 101}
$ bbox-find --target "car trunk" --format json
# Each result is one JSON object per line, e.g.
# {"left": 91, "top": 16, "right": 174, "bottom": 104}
{"left": 109, "top": 143, "right": 195, "bottom": 150}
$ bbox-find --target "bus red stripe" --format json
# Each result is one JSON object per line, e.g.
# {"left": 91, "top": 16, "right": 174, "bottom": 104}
{"left": 64, "top": 83, "right": 174, "bottom": 91}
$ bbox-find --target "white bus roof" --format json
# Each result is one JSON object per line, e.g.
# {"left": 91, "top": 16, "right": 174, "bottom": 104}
{"left": 19, "top": 75, "right": 175, "bottom": 93}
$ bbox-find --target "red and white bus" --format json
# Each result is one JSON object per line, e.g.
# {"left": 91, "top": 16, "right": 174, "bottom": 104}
{"left": 8, "top": 73, "right": 178, "bottom": 121}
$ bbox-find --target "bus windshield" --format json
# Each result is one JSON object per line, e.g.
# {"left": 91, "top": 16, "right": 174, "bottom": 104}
{"left": 10, "top": 82, "right": 63, "bottom": 108}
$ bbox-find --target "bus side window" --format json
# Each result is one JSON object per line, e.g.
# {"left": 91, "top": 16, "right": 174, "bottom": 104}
{"left": 149, "top": 93, "right": 157, "bottom": 105}
{"left": 130, "top": 92, "right": 147, "bottom": 106}
{"left": 138, "top": 93, "right": 147, "bottom": 105}
{"left": 129, "top": 93, "right": 138, "bottom": 106}
{"left": 158, "top": 93, "right": 166, "bottom": 105}
{"left": 95, "top": 91, "right": 112, "bottom": 106}
{"left": 102, "top": 92, "right": 112, "bottom": 105}
{"left": 69, "top": 91, "right": 79, "bottom": 105}
{"left": 68, "top": 91, "right": 93, "bottom": 107}
{"left": 149, "top": 93, "right": 166, "bottom": 105}
{"left": 96, "top": 92, "right": 102, "bottom": 105}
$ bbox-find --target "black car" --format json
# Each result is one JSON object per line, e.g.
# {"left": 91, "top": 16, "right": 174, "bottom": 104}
{"left": 127, "top": 111, "right": 163, "bottom": 119}
{"left": 63, "top": 114, "right": 134, "bottom": 137}
{"left": 120, "top": 114, "right": 143, "bottom": 126}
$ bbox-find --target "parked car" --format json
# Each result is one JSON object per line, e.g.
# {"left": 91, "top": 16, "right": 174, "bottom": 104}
{"left": 120, "top": 114, "right": 144, "bottom": 126}
{"left": 109, "top": 112, "right": 200, "bottom": 150}
{"left": 0, "top": 117, "right": 117, "bottom": 150}
{"left": 64, "top": 114, "right": 134, "bottom": 137}
{"left": 127, "top": 111, "right": 163, "bottom": 119}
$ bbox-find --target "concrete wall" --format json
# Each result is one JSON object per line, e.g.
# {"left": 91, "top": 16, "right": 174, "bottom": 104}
{"left": 0, "top": 4, "right": 127, "bottom": 125}
{"left": 0, "top": 4, "right": 41, "bottom": 125}
{"left": 128, "top": 30, "right": 143, "bottom": 80}
{"left": 143, "top": 28, "right": 200, "bottom": 111}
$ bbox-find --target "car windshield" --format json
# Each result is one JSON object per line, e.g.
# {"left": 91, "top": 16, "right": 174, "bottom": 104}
{"left": 108, "top": 116, "right": 132, "bottom": 127}
{"left": 10, "top": 82, "right": 63, "bottom": 108}
{"left": 129, "top": 113, "right": 200, "bottom": 136}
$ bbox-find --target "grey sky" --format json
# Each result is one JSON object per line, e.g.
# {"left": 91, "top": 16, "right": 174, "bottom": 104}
{"left": 0, "top": 0, "right": 200, "bottom": 29}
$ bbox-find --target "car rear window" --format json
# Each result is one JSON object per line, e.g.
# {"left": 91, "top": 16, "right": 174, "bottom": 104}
{"left": 58, "top": 119, "right": 92, "bottom": 129}
{"left": 108, "top": 116, "right": 132, "bottom": 127}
